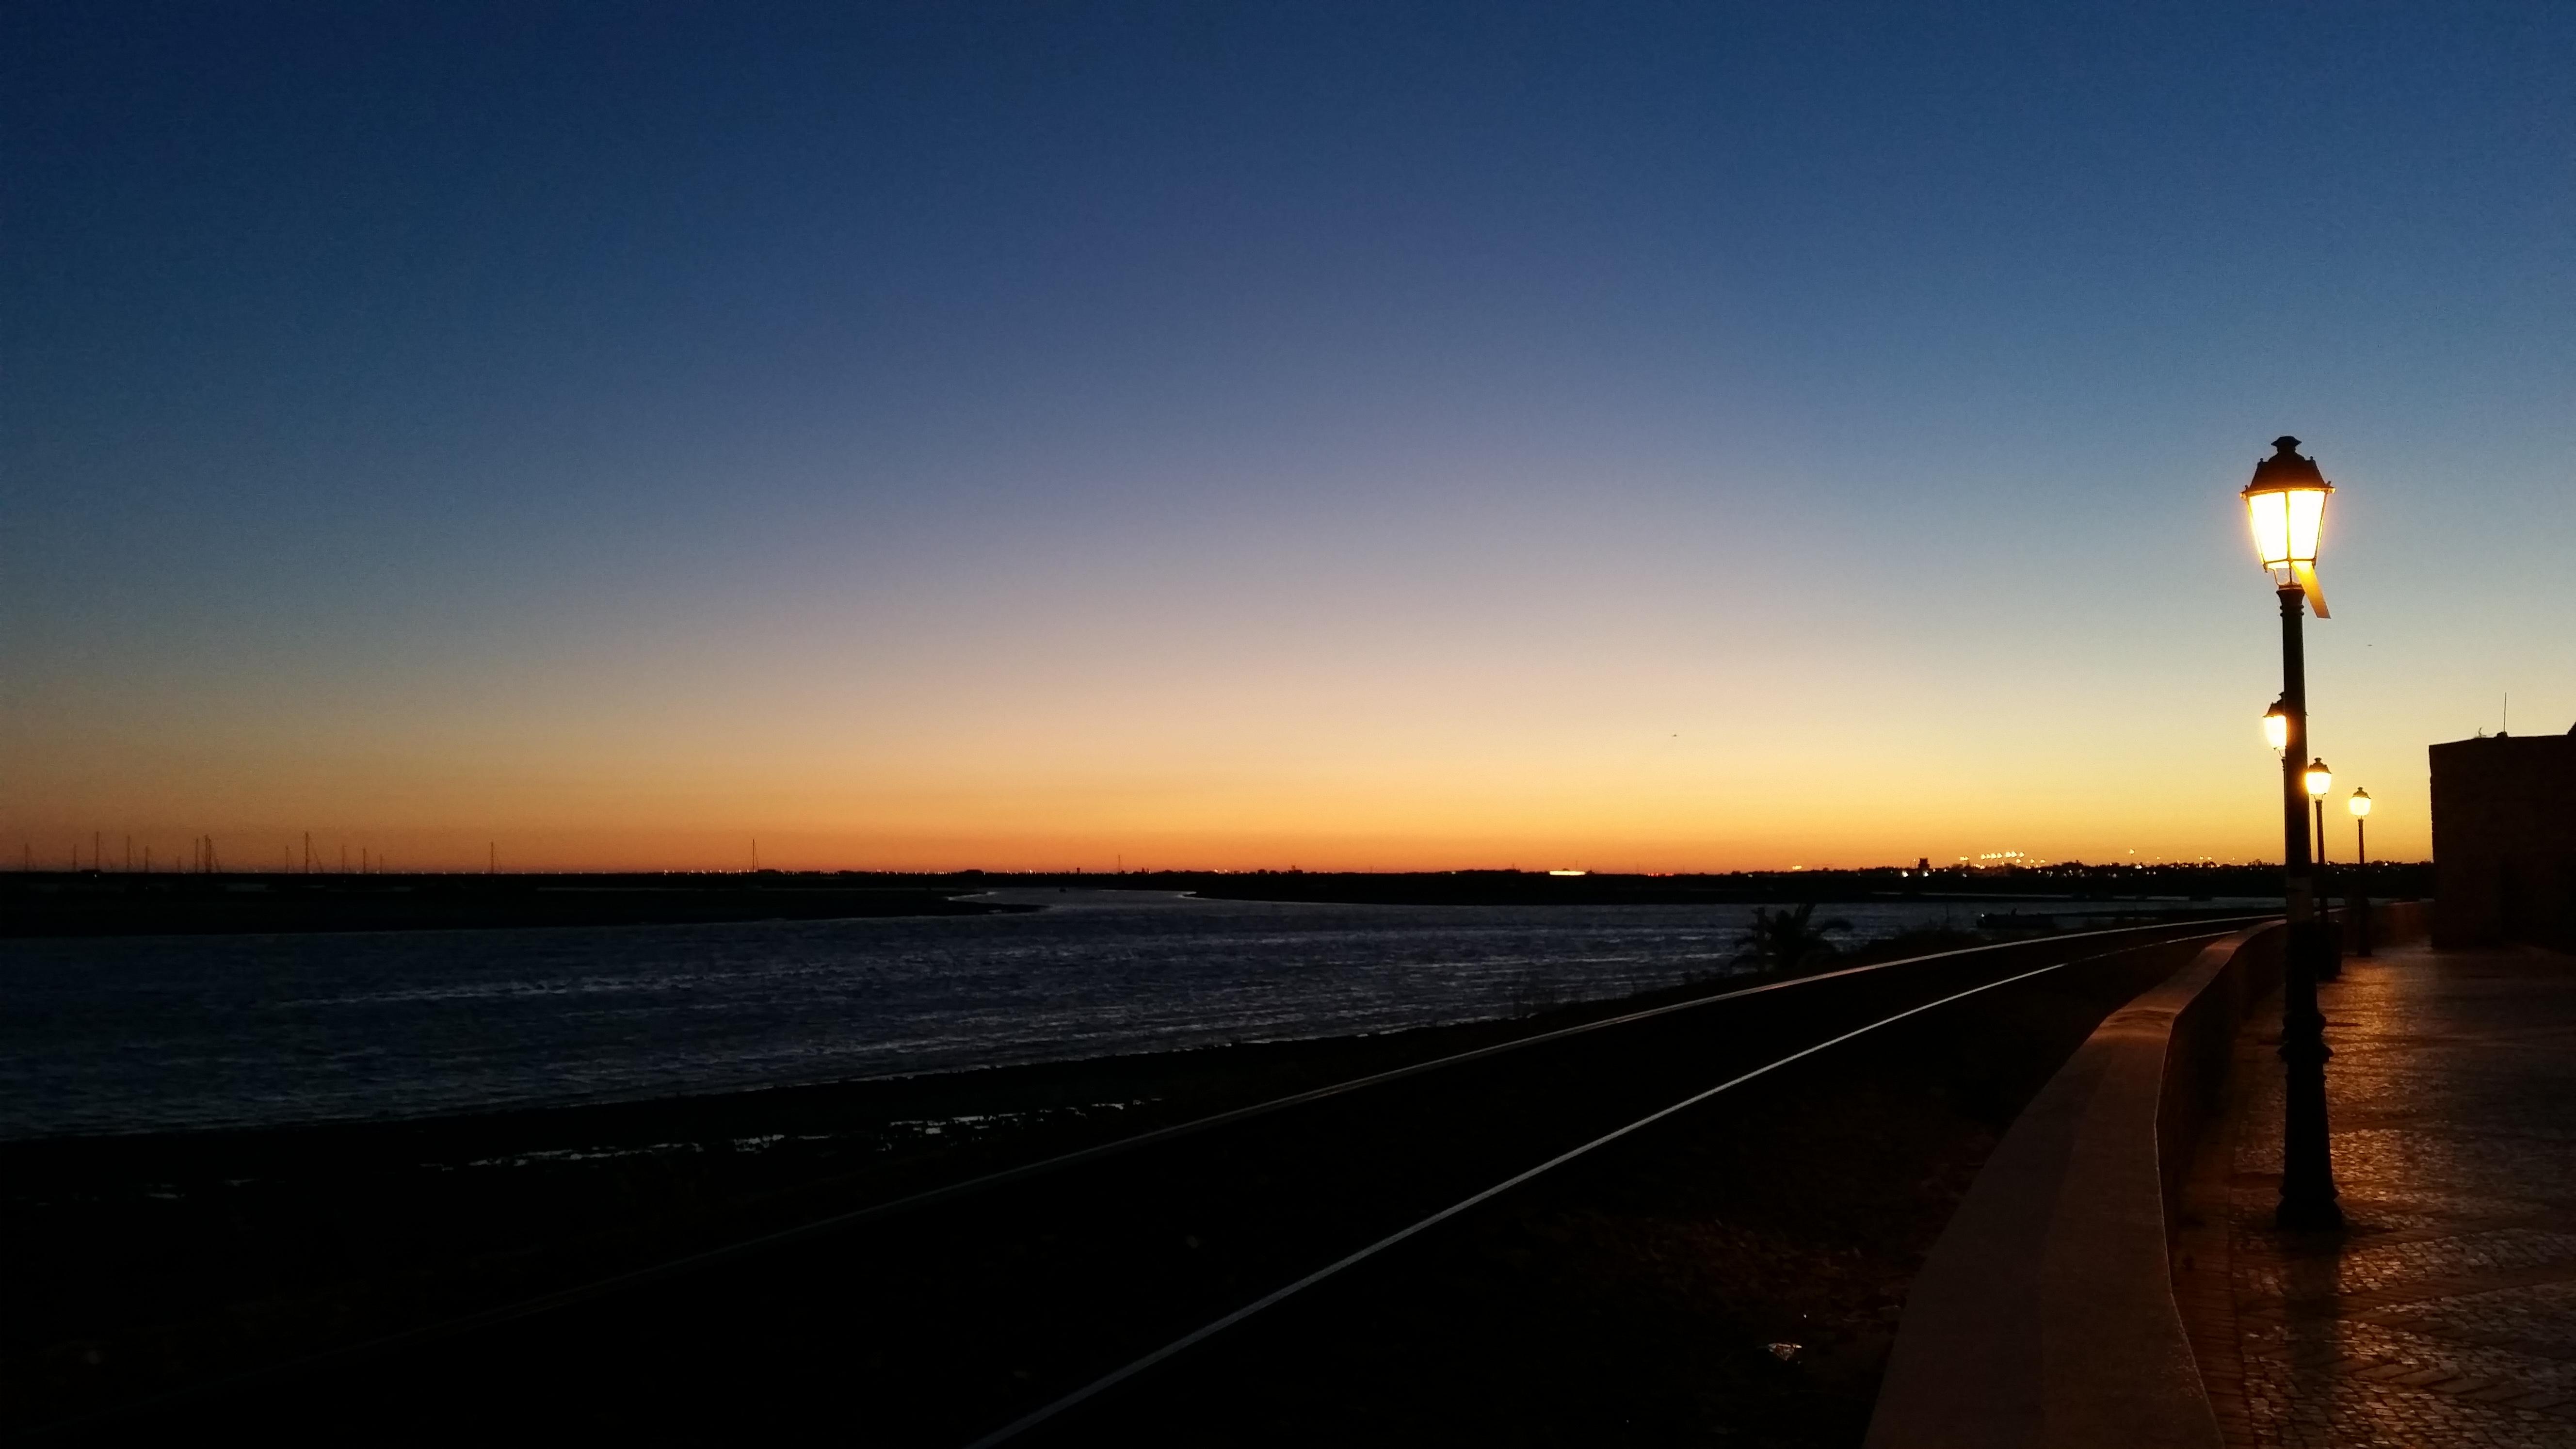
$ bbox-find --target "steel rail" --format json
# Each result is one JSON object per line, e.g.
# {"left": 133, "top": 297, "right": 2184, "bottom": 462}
{"left": 37, "top": 915, "right": 2265, "bottom": 1439}
{"left": 965, "top": 928, "right": 2249, "bottom": 1448}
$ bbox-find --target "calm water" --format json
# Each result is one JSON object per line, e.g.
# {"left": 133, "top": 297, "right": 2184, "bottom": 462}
{"left": 0, "top": 889, "right": 1996, "bottom": 1141}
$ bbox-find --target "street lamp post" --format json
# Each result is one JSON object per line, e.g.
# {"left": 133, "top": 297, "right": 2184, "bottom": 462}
{"left": 2348, "top": 789, "right": 2374, "bottom": 957}
{"left": 2306, "top": 759, "right": 2333, "bottom": 864}
{"left": 2241, "top": 435, "right": 2344, "bottom": 1231}
{"left": 2306, "top": 758, "right": 2339, "bottom": 981}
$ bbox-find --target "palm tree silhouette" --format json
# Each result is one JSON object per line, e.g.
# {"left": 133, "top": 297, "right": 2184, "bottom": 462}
{"left": 1731, "top": 902, "right": 1852, "bottom": 974}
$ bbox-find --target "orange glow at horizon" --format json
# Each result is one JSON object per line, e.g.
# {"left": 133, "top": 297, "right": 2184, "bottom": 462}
{"left": 10, "top": 696, "right": 2442, "bottom": 873}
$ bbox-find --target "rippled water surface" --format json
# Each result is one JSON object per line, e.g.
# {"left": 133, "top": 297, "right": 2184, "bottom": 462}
{"left": 0, "top": 889, "right": 1989, "bottom": 1140}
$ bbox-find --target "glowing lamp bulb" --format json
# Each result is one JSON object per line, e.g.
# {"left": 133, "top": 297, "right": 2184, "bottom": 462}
{"left": 2262, "top": 705, "right": 2290, "bottom": 752}
{"left": 2349, "top": 787, "right": 2372, "bottom": 818}
{"left": 2304, "top": 759, "right": 2333, "bottom": 799}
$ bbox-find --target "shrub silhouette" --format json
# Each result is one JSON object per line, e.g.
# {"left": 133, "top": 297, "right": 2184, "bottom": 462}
{"left": 1731, "top": 902, "right": 1852, "bottom": 975}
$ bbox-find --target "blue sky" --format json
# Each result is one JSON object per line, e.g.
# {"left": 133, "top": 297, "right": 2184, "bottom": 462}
{"left": 5, "top": 1, "right": 2570, "bottom": 869}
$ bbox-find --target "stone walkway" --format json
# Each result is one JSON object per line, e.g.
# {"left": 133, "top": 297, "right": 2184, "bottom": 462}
{"left": 2177, "top": 942, "right": 2576, "bottom": 1448}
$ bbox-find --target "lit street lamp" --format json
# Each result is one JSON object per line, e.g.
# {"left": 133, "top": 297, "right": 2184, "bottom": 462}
{"left": 2305, "top": 757, "right": 2339, "bottom": 982}
{"left": 2306, "top": 758, "right": 2334, "bottom": 864}
{"left": 2241, "top": 435, "right": 2343, "bottom": 1230}
{"left": 2348, "top": 788, "right": 2374, "bottom": 957}
{"left": 2264, "top": 697, "right": 2291, "bottom": 753}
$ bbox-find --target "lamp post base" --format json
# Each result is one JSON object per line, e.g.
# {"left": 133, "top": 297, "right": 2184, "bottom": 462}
{"left": 2276, "top": 919, "right": 2345, "bottom": 1231}
{"left": 2278, "top": 1200, "right": 2347, "bottom": 1232}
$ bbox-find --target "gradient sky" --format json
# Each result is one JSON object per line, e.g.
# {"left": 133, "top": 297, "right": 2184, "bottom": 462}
{"left": 5, "top": 2, "right": 2571, "bottom": 872}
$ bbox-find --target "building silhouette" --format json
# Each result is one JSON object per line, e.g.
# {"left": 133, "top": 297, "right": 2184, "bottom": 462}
{"left": 2430, "top": 726, "right": 2576, "bottom": 950}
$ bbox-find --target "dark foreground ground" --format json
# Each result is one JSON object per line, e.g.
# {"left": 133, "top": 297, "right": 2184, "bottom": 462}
{"left": 1044, "top": 933, "right": 2220, "bottom": 1448}
{"left": 9, "top": 924, "right": 2236, "bottom": 1444}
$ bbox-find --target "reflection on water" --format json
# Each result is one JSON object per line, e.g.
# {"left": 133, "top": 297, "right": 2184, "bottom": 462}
{"left": 0, "top": 888, "right": 1981, "bottom": 1140}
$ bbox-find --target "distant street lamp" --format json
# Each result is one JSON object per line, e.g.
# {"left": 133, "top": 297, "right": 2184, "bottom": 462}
{"left": 2240, "top": 435, "right": 2343, "bottom": 1230}
{"left": 2305, "top": 758, "right": 2334, "bottom": 864}
{"left": 2305, "top": 757, "right": 2338, "bottom": 981}
{"left": 2348, "top": 788, "right": 2374, "bottom": 957}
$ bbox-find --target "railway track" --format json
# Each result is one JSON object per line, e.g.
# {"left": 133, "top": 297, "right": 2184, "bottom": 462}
{"left": 50, "top": 917, "right": 2261, "bottom": 1444}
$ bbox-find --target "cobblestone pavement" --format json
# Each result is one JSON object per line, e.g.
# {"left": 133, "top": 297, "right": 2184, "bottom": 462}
{"left": 2177, "top": 942, "right": 2576, "bottom": 1448}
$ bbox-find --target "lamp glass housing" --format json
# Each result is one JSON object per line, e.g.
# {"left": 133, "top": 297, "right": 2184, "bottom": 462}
{"left": 2304, "top": 761, "right": 2333, "bottom": 798}
{"left": 2263, "top": 708, "right": 2290, "bottom": 752}
{"left": 2244, "top": 484, "right": 2329, "bottom": 575}
{"left": 2349, "top": 789, "right": 2372, "bottom": 818}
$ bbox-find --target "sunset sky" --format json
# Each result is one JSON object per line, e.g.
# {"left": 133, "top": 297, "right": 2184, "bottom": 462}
{"left": 6, "top": 2, "right": 2570, "bottom": 873}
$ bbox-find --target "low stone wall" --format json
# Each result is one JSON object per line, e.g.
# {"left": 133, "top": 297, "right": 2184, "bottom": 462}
{"left": 2155, "top": 927, "right": 2285, "bottom": 1234}
{"left": 1860, "top": 934, "right": 2250, "bottom": 1446}
{"left": 1861, "top": 902, "right": 2428, "bottom": 1449}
